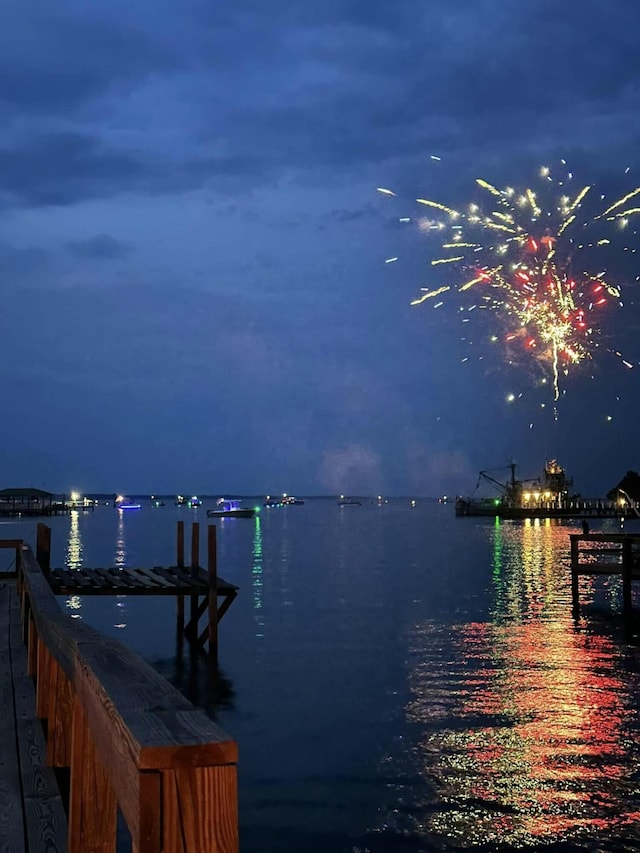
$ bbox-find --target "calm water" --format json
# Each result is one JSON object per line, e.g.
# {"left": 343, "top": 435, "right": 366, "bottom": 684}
{"left": 4, "top": 501, "right": 640, "bottom": 852}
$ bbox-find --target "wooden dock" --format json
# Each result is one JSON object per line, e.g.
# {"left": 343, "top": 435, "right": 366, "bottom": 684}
{"left": 35, "top": 521, "right": 238, "bottom": 656}
{"left": 570, "top": 532, "right": 640, "bottom": 617}
{"left": 0, "top": 537, "right": 240, "bottom": 851}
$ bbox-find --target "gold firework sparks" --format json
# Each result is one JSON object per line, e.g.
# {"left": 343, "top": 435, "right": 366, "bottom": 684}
{"left": 380, "top": 163, "right": 640, "bottom": 400}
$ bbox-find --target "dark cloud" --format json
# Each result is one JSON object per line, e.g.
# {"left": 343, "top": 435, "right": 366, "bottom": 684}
{"left": 66, "top": 234, "right": 135, "bottom": 259}
{"left": 0, "top": 132, "right": 149, "bottom": 206}
{"left": 0, "top": 4, "right": 178, "bottom": 117}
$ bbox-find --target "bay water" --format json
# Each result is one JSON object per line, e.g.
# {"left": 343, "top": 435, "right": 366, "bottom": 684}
{"left": 3, "top": 500, "right": 640, "bottom": 851}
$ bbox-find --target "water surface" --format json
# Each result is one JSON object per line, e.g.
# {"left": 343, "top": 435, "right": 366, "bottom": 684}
{"left": 3, "top": 501, "right": 640, "bottom": 851}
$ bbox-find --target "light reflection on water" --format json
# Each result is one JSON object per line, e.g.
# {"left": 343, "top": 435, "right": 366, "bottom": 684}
{"left": 395, "top": 517, "right": 640, "bottom": 850}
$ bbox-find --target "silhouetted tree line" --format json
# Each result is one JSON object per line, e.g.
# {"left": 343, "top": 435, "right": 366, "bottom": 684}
{"left": 607, "top": 470, "right": 640, "bottom": 501}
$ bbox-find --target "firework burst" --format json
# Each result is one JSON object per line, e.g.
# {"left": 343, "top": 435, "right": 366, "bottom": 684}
{"left": 380, "top": 163, "right": 640, "bottom": 400}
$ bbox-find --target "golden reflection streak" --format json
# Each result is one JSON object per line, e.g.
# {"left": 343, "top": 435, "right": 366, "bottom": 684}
{"left": 65, "top": 509, "right": 83, "bottom": 617}
{"left": 400, "top": 521, "right": 640, "bottom": 846}
{"left": 252, "top": 517, "right": 264, "bottom": 639}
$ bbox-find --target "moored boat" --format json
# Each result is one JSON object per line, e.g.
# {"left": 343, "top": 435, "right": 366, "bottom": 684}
{"left": 207, "top": 499, "right": 256, "bottom": 518}
{"left": 456, "top": 459, "right": 640, "bottom": 519}
{"left": 264, "top": 494, "right": 304, "bottom": 507}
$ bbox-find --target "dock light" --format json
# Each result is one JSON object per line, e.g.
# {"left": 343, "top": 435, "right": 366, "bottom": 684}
{"left": 70, "top": 491, "right": 80, "bottom": 502}
{"left": 116, "top": 495, "right": 125, "bottom": 503}
{"left": 619, "top": 498, "right": 627, "bottom": 507}
{"left": 411, "top": 500, "right": 416, "bottom": 507}
{"left": 377, "top": 495, "right": 383, "bottom": 501}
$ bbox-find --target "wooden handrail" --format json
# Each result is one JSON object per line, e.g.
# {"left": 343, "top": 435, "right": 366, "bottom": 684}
{"left": 18, "top": 544, "right": 239, "bottom": 852}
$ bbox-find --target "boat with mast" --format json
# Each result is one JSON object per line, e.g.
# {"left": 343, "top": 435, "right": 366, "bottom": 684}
{"left": 455, "top": 459, "right": 640, "bottom": 520}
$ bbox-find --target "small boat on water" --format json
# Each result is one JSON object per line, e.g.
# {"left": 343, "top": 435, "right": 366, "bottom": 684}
{"left": 338, "top": 496, "right": 362, "bottom": 506}
{"left": 455, "top": 459, "right": 640, "bottom": 520}
{"left": 115, "top": 495, "right": 141, "bottom": 510}
{"left": 207, "top": 499, "right": 255, "bottom": 519}
{"left": 264, "top": 494, "right": 305, "bottom": 507}
{"left": 175, "top": 494, "right": 202, "bottom": 507}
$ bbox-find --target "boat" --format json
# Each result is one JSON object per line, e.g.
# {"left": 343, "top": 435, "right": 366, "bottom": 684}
{"left": 338, "top": 496, "right": 362, "bottom": 506}
{"left": 455, "top": 460, "right": 640, "bottom": 520}
{"left": 207, "top": 499, "right": 256, "bottom": 519}
{"left": 263, "top": 494, "right": 305, "bottom": 507}
{"left": 115, "top": 495, "right": 141, "bottom": 510}
{"left": 175, "top": 494, "right": 202, "bottom": 507}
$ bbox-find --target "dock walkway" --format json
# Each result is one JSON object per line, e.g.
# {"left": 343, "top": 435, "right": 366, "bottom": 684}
{"left": 0, "top": 579, "right": 67, "bottom": 851}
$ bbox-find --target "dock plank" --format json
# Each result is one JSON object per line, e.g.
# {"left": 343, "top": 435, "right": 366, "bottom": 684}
{"left": 0, "top": 583, "right": 26, "bottom": 852}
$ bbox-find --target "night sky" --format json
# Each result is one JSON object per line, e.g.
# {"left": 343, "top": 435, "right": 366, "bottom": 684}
{"left": 2, "top": 0, "right": 640, "bottom": 497}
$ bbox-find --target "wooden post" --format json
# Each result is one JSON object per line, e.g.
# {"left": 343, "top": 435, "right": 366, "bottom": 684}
{"left": 176, "top": 521, "right": 185, "bottom": 643}
{"left": 35, "top": 637, "right": 52, "bottom": 719}
{"left": 47, "top": 663, "right": 75, "bottom": 767}
{"left": 570, "top": 535, "right": 579, "bottom": 617}
{"left": 69, "top": 697, "right": 117, "bottom": 853}
{"left": 622, "top": 536, "right": 632, "bottom": 618}
{"left": 191, "top": 522, "right": 200, "bottom": 635}
{"left": 160, "top": 765, "right": 238, "bottom": 852}
{"left": 208, "top": 525, "right": 218, "bottom": 660}
{"left": 36, "top": 522, "right": 51, "bottom": 578}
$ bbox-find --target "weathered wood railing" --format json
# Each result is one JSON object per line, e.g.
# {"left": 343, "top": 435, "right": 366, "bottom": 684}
{"left": 570, "top": 532, "right": 640, "bottom": 617}
{"left": 18, "top": 543, "right": 239, "bottom": 852}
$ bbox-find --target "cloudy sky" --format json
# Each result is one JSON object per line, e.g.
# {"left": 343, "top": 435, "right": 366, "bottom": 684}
{"left": 2, "top": 0, "right": 640, "bottom": 496}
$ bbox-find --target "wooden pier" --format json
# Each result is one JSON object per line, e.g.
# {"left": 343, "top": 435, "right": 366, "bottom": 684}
{"left": 570, "top": 532, "right": 640, "bottom": 617}
{"left": 35, "top": 520, "right": 238, "bottom": 657}
{"left": 0, "top": 532, "right": 240, "bottom": 851}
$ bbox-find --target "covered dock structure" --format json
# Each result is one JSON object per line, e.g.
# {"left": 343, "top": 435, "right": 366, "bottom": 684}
{"left": 0, "top": 487, "right": 68, "bottom": 517}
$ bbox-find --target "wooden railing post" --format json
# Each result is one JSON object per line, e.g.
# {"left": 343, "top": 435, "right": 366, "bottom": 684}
{"left": 36, "top": 522, "right": 51, "bottom": 578}
{"left": 160, "top": 765, "right": 238, "bottom": 852}
{"left": 47, "top": 662, "right": 74, "bottom": 767}
{"left": 69, "top": 697, "right": 117, "bottom": 853}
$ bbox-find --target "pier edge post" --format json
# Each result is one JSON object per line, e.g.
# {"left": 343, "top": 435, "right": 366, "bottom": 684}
{"left": 622, "top": 537, "right": 632, "bottom": 618}
{"left": 176, "top": 521, "right": 185, "bottom": 644}
{"left": 208, "top": 525, "right": 218, "bottom": 661}
{"left": 191, "top": 522, "right": 200, "bottom": 638}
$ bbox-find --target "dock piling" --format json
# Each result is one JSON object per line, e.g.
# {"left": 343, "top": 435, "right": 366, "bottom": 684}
{"left": 208, "top": 525, "right": 218, "bottom": 661}
{"left": 190, "top": 521, "right": 200, "bottom": 635}
{"left": 176, "top": 520, "right": 185, "bottom": 643}
{"left": 569, "top": 532, "right": 639, "bottom": 618}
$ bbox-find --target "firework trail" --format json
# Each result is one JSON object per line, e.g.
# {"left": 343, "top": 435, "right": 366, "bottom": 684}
{"left": 379, "top": 164, "right": 640, "bottom": 400}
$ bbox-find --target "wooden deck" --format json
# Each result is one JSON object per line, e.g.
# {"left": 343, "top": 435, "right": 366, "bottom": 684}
{"left": 47, "top": 565, "right": 238, "bottom": 597}
{"left": 35, "top": 521, "right": 239, "bottom": 656}
{"left": 0, "top": 579, "right": 67, "bottom": 851}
